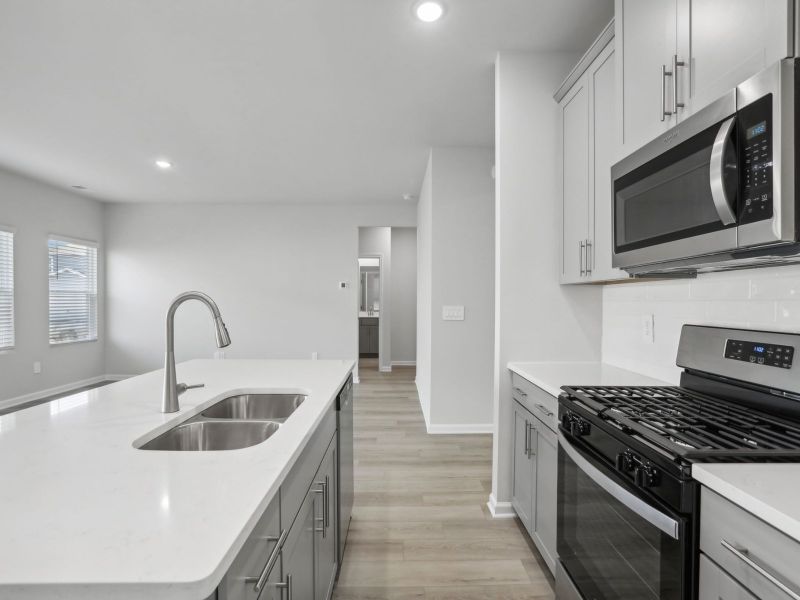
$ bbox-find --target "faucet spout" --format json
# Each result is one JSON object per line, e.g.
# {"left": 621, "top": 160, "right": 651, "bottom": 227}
{"left": 163, "top": 291, "right": 231, "bottom": 413}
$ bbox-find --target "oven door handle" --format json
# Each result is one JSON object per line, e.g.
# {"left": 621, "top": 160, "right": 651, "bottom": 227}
{"left": 709, "top": 116, "right": 737, "bottom": 226}
{"left": 559, "top": 433, "right": 681, "bottom": 540}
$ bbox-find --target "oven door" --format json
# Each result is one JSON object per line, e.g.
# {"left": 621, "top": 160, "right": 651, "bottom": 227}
{"left": 611, "top": 92, "right": 739, "bottom": 271}
{"left": 557, "top": 433, "right": 691, "bottom": 600}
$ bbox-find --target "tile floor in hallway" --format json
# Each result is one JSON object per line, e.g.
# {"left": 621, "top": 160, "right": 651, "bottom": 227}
{"left": 334, "top": 359, "right": 555, "bottom": 599}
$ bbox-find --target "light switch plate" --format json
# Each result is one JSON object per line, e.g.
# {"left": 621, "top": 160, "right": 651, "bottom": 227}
{"left": 442, "top": 305, "right": 465, "bottom": 321}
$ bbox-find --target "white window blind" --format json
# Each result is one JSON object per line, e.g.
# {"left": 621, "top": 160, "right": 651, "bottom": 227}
{"left": 0, "top": 229, "right": 13, "bottom": 349}
{"left": 48, "top": 238, "right": 98, "bottom": 344}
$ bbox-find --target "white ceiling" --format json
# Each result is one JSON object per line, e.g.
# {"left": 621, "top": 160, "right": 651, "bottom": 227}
{"left": 0, "top": 1, "right": 612, "bottom": 203}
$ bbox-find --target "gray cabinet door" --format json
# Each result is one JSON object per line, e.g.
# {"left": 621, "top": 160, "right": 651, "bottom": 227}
{"left": 315, "top": 437, "right": 338, "bottom": 600}
{"left": 532, "top": 417, "right": 558, "bottom": 574}
{"left": 511, "top": 401, "right": 534, "bottom": 532}
{"left": 282, "top": 488, "right": 317, "bottom": 600}
{"left": 699, "top": 554, "right": 758, "bottom": 600}
{"left": 368, "top": 325, "right": 379, "bottom": 354}
{"left": 359, "top": 325, "right": 369, "bottom": 354}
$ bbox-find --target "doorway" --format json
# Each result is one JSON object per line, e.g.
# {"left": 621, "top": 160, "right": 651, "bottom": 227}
{"left": 358, "top": 256, "right": 381, "bottom": 361}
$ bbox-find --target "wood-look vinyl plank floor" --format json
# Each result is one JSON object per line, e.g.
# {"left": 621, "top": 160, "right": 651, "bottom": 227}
{"left": 334, "top": 362, "right": 554, "bottom": 600}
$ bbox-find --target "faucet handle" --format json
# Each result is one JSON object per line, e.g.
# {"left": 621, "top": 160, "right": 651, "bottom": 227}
{"left": 176, "top": 383, "right": 205, "bottom": 395}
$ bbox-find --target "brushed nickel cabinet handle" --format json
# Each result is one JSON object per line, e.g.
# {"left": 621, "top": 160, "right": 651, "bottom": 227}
{"left": 579, "top": 240, "right": 586, "bottom": 275}
{"left": 535, "top": 403, "right": 554, "bottom": 418}
{"left": 672, "top": 55, "right": 685, "bottom": 113}
{"left": 523, "top": 419, "right": 530, "bottom": 456}
{"left": 661, "top": 64, "right": 674, "bottom": 121}
{"left": 721, "top": 539, "right": 800, "bottom": 599}
{"left": 245, "top": 528, "right": 287, "bottom": 593}
{"left": 513, "top": 386, "right": 527, "bottom": 398}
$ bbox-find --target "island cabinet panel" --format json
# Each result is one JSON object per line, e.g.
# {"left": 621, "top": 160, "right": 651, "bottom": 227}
{"left": 217, "top": 494, "right": 281, "bottom": 600}
{"left": 315, "top": 436, "right": 338, "bottom": 600}
{"left": 281, "top": 406, "right": 337, "bottom": 532}
{"left": 282, "top": 487, "right": 318, "bottom": 600}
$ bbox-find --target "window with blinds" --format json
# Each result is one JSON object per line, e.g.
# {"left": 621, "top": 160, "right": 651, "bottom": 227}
{"left": 0, "top": 229, "right": 13, "bottom": 350}
{"left": 48, "top": 238, "right": 98, "bottom": 345}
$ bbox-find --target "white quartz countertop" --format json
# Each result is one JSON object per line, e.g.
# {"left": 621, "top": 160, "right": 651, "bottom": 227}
{"left": 692, "top": 463, "right": 800, "bottom": 543}
{"left": 0, "top": 359, "right": 354, "bottom": 600}
{"left": 507, "top": 361, "right": 667, "bottom": 397}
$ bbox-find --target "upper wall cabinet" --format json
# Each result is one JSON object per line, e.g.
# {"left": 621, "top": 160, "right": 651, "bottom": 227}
{"left": 557, "top": 22, "right": 628, "bottom": 284}
{"left": 617, "top": 0, "right": 794, "bottom": 154}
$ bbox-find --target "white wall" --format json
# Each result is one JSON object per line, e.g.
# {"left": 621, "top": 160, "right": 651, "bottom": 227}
{"left": 603, "top": 265, "right": 800, "bottom": 383}
{"left": 359, "top": 226, "right": 392, "bottom": 370}
{"left": 0, "top": 168, "right": 106, "bottom": 402}
{"left": 104, "top": 203, "right": 416, "bottom": 376}
{"left": 416, "top": 154, "right": 433, "bottom": 423}
{"left": 416, "top": 147, "right": 496, "bottom": 432}
{"left": 390, "top": 227, "right": 417, "bottom": 365}
{"left": 491, "top": 52, "right": 603, "bottom": 514}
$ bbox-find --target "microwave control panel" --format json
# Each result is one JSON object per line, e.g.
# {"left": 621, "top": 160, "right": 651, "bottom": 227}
{"left": 725, "top": 338, "right": 794, "bottom": 369}
{"left": 738, "top": 94, "right": 773, "bottom": 225}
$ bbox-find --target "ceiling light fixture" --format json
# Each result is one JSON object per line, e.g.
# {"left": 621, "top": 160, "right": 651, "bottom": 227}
{"left": 415, "top": 1, "right": 444, "bottom": 22}
{"left": 71, "top": 185, "right": 87, "bottom": 190}
{"left": 155, "top": 159, "right": 173, "bottom": 169}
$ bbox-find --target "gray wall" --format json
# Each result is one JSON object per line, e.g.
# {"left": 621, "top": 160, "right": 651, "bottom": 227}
{"left": 416, "top": 147, "right": 496, "bottom": 431}
{"left": 491, "top": 52, "right": 602, "bottom": 511}
{"left": 0, "top": 168, "right": 106, "bottom": 402}
{"left": 104, "top": 203, "right": 416, "bottom": 375}
{"left": 390, "top": 227, "right": 417, "bottom": 365}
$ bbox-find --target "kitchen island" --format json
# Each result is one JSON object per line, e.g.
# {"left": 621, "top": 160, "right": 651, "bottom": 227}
{"left": 0, "top": 359, "right": 354, "bottom": 600}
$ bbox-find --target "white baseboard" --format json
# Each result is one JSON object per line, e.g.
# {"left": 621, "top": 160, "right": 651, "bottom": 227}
{"left": 391, "top": 360, "right": 416, "bottom": 367}
{"left": 426, "top": 422, "right": 494, "bottom": 435}
{"left": 379, "top": 365, "right": 392, "bottom": 373}
{"left": 487, "top": 493, "right": 517, "bottom": 519}
{"left": 0, "top": 374, "right": 130, "bottom": 412}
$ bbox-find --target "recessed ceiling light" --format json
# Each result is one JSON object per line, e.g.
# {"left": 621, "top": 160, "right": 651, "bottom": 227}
{"left": 155, "top": 159, "right": 173, "bottom": 169}
{"left": 415, "top": 1, "right": 444, "bottom": 22}
{"left": 71, "top": 185, "right": 87, "bottom": 190}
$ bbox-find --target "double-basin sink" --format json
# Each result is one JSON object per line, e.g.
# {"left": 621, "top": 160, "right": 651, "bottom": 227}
{"left": 139, "top": 393, "right": 306, "bottom": 451}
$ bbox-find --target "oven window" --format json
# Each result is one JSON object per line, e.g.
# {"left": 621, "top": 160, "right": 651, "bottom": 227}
{"left": 614, "top": 119, "right": 737, "bottom": 253}
{"left": 557, "top": 444, "right": 685, "bottom": 600}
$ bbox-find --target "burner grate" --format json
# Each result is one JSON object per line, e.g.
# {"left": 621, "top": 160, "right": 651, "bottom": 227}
{"left": 562, "top": 385, "right": 800, "bottom": 461}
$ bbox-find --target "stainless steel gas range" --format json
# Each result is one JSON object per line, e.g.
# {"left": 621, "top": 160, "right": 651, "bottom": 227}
{"left": 555, "top": 325, "right": 800, "bottom": 600}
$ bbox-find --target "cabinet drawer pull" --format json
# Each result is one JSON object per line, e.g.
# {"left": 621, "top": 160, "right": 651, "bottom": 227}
{"left": 672, "top": 55, "right": 685, "bottom": 113}
{"left": 535, "top": 403, "right": 554, "bottom": 418}
{"left": 513, "top": 386, "right": 527, "bottom": 398}
{"left": 523, "top": 419, "right": 530, "bottom": 456}
{"left": 315, "top": 476, "right": 330, "bottom": 529}
{"left": 274, "top": 573, "right": 292, "bottom": 600}
{"left": 527, "top": 422, "right": 536, "bottom": 458}
{"left": 246, "top": 528, "right": 287, "bottom": 593}
{"left": 721, "top": 539, "right": 800, "bottom": 600}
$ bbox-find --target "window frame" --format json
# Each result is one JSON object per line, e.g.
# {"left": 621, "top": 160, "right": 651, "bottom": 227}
{"left": 47, "top": 234, "right": 99, "bottom": 346}
{"left": 0, "top": 225, "right": 15, "bottom": 352}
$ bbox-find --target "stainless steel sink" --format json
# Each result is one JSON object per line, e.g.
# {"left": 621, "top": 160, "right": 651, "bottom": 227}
{"left": 139, "top": 420, "right": 280, "bottom": 451}
{"left": 201, "top": 394, "right": 305, "bottom": 421}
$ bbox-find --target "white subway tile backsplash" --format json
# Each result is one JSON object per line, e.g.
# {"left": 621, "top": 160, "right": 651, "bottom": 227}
{"left": 602, "top": 265, "right": 800, "bottom": 382}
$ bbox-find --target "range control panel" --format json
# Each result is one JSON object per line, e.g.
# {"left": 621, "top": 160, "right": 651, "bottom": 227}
{"left": 725, "top": 338, "right": 794, "bottom": 369}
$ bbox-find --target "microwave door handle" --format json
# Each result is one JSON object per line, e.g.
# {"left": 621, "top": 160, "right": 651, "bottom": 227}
{"left": 558, "top": 432, "right": 681, "bottom": 540}
{"left": 709, "top": 116, "right": 737, "bottom": 226}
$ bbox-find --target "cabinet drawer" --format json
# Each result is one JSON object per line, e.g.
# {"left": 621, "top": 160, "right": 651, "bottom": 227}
{"left": 511, "top": 373, "right": 558, "bottom": 431}
{"left": 700, "top": 487, "right": 800, "bottom": 600}
{"left": 281, "top": 405, "right": 336, "bottom": 532}
{"left": 217, "top": 493, "right": 281, "bottom": 600}
{"left": 699, "top": 554, "right": 758, "bottom": 600}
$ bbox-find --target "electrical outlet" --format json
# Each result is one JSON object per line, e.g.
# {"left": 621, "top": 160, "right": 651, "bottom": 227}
{"left": 641, "top": 314, "right": 655, "bottom": 344}
{"left": 33, "top": 361, "right": 42, "bottom": 374}
{"left": 312, "top": 352, "right": 318, "bottom": 360}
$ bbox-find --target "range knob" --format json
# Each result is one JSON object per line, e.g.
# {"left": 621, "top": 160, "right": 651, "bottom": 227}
{"left": 570, "top": 417, "right": 591, "bottom": 438}
{"left": 615, "top": 451, "right": 636, "bottom": 473}
{"left": 634, "top": 464, "right": 661, "bottom": 489}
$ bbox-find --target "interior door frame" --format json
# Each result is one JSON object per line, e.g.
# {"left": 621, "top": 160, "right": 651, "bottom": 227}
{"left": 356, "top": 253, "right": 383, "bottom": 375}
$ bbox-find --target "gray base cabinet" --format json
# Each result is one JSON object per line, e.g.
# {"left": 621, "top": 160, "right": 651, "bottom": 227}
{"left": 218, "top": 377, "right": 351, "bottom": 600}
{"left": 359, "top": 318, "right": 379, "bottom": 357}
{"left": 511, "top": 397, "right": 557, "bottom": 574}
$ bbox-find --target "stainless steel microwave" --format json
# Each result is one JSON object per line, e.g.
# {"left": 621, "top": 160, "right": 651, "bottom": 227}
{"left": 611, "top": 59, "right": 798, "bottom": 275}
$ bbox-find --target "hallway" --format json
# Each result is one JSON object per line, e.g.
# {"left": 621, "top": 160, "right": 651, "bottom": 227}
{"left": 334, "top": 363, "right": 555, "bottom": 599}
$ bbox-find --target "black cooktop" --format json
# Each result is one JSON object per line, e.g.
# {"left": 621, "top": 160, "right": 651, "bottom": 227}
{"left": 561, "top": 385, "right": 800, "bottom": 462}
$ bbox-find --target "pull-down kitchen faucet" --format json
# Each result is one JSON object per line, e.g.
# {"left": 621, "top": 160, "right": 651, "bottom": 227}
{"left": 162, "top": 291, "right": 231, "bottom": 413}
